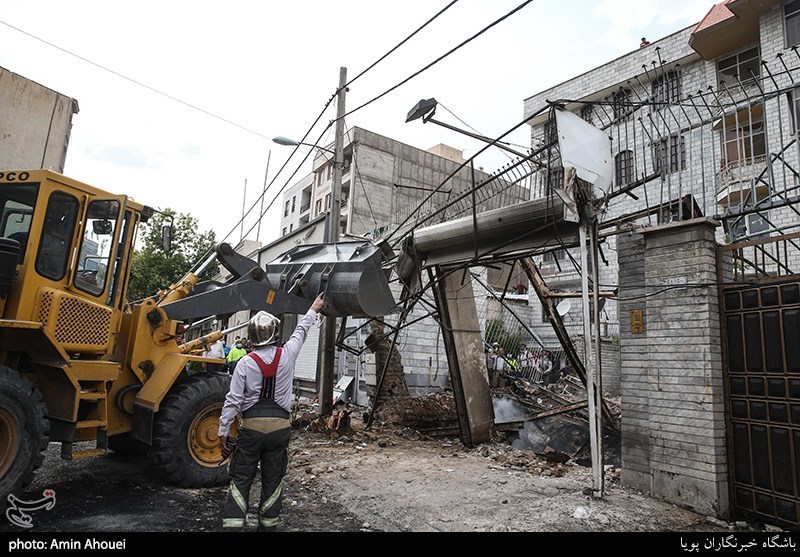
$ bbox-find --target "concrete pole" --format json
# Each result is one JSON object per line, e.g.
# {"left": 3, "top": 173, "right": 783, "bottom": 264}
{"left": 580, "top": 221, "right": 603, "bottom": 498}
{"left": 318, "top": 67, "right": 347, "bottom": 418}
{"left": 589, "top": 220, "right": 604, "bottom": 497}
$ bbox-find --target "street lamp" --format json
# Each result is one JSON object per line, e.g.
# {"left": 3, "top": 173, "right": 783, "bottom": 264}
{"left": 272, "top": 136, "right": 334, "bottom": 155}
{"left": 406, "top": 98, "right": 531, "bottom": 160}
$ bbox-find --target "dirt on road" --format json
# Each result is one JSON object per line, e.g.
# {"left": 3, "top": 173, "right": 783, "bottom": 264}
{"left": 0, "top": 400, "right": 770, "bottom": 535}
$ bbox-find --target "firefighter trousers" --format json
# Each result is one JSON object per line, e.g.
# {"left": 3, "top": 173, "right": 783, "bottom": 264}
{"left": 222, "top": 420, "right": 291, "bottom": 531}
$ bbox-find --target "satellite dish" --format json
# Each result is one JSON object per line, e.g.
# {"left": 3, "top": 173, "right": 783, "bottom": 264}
{"left": 556, "top": 299, "right": 572, "bottom": 316}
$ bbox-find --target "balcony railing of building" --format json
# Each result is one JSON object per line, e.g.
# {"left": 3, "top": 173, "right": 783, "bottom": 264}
{"left": 715, "top": 155, "right": 769, "bottom": 200}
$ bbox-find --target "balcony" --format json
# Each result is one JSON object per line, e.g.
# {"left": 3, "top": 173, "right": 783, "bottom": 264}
{"left": 715, "top": 155, "right": 769, "bottom": 206}
{"left": 300, "top": 201, "right": 311, "bottom": 214}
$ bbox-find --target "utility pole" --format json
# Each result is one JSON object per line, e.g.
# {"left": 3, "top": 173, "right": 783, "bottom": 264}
{"left": 318, "top": 66, "right": 347, "bottom": 418}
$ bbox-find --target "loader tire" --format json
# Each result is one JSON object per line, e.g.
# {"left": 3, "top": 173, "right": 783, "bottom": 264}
{"left": 0, "top": 366, "right": 49, "bottom": 502}
{"left": 151, "top": 372, "right": 231, "bottom": 488}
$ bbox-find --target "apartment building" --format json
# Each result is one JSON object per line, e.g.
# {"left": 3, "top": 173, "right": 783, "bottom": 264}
{"left": 522, "top": 0, "right": 800, "bottom": 349}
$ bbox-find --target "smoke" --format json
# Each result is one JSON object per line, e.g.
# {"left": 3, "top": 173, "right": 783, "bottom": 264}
{"left": 492, "top": 397, "right": 526, "bottom": 424}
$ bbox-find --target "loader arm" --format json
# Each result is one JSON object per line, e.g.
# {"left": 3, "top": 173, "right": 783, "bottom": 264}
{"left": 159, "top": 268, "right": 313, "bottom": 321}
{"left": 159, "top": 240, "right": 397, "bottom": 322}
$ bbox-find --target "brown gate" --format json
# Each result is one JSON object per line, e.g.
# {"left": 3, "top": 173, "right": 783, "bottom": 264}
{"left": 719, "top": 231, "right": 800, "bottom": 528}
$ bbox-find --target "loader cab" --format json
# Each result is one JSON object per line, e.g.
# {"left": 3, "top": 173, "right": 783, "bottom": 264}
{"left": 0, "top": 170, "right": 148, "bottom": 357}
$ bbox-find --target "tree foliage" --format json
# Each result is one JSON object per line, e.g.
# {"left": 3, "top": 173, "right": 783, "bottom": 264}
{"left": 127, "top": 209, "right": 218, "bottom": 302}
{"left": 484, "top": 318, "right": 522, "bottom": 355}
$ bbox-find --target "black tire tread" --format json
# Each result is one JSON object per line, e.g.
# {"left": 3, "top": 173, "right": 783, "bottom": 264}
{"left": 0, "top": 365, "right": 49, "bottom": 499}
{"left": 151, "top": 372, "right": 231, "bottom": 488}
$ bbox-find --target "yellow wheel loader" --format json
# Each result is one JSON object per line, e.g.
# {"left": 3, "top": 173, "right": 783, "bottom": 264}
{"left": 0, "top": 169, "right": 396, "bottom": 500}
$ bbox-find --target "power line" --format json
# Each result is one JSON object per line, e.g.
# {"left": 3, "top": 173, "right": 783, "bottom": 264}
{"left": 346, "top": 0, "right": 461, "bottom": 89}
{"left": 0, "top": 19, "right": 273, "bottom": 141}
{"left": 193, "top": 1, "right": 474, "bottom": 258}
{"left": 342, "top": 0, "right": 535, "bottom": 119}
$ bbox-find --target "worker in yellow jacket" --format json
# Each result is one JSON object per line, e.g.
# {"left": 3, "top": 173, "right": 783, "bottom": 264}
{"left": 226, "top": 339, "right": 248, "bottom": 374}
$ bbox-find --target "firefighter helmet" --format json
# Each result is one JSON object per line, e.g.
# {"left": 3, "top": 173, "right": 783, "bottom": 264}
{"left": 248, "top": 311, "right": 281, "bottom": 347}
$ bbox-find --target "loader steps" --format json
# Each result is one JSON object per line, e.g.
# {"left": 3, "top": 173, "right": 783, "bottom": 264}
{"left": 70, "top": 448, "right": 105, "bottom": 459}
{"left": 78, "top": 390, "right": 106, "bottom": 400}
{"left": 75, "top": 419, "right": 105, "bottom": 429}
{"left": 59, "top": 380, "right": 110, "bottom": 461}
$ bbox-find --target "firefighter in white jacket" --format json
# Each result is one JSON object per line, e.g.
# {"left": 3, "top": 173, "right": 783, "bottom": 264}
{"left": 218, "top": 293, "right": 325, "bottom": 531}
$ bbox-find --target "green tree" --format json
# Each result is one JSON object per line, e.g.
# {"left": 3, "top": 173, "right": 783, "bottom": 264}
{"left": 484, "top": 318, "right": 522, "bottom": 355}
{"left": 127, "top": 209, "right": 218, "bottom": 302}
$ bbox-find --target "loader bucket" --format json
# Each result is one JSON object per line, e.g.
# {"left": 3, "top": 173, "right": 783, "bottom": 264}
{"left": 263, "top": 241, "right": 397, "bottom": 318}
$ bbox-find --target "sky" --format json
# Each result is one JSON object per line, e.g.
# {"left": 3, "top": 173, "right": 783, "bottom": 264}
{"left": 0, "top": 0, "right": 712, "bottom": 252}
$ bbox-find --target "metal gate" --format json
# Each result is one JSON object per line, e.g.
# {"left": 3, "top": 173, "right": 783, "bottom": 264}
{"left": 719, "top": 231, "right": 800, "bottom": 528}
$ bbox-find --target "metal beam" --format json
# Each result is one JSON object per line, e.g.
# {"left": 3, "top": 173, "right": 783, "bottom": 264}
{"left": 520, "top": 257, "right": 617, "bottom": 428}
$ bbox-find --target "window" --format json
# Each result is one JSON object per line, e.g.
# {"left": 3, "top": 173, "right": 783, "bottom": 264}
{"left": 786, "top": 88, "right": 800, "bottom": 133}
{"left": 728, "top": 212, "right": 770, "bottom": 241}
{"left": 786, "top": 0, "right": 800, "bottom": 47}
{"left": 106, "top": 210, "right": 133, "bottom": 308}
{"left": 36, "top": 192, "right": 79, "bottom": 281}
{"left": 719, "top": 105, "right": 766, "bottom": 167}
{"left": 651, "top": 71, "right": 681, "bottom": 106}
{"left": 543, "top": 117, "right": 558, "bottom": 146}
{"left": 289, "top": 223, "right": 293, "bottom": 232}
{"left": 282, "top": 227, "right": 287, "bottom": 236}
{"left": 542, "top": 297, "right": 563, "bottom": 323}
{"left": 74, "top": 199, "right": 120, "bottom": 296}
{"left": 0, "top": 183, "right": 38, "bottom": 263}
{"left": 612, "top": 89, "right": 633, "bottom": 121}
{"left": 652, "top": 135, "right": 686, "bottom": 175}
{"left": 284, "top": 200, "right": 290, "bottom": 217}
{"left": 615, "top": 150, "right": 635, "bottom": 187}
{"left": 325, "top": 193, "right": 331, "bottom": 209}
{"left": 327, "top": 164, "right": 332, "bottom": 180}
{"left": 580, "top": 104, "right": 594, "bottom": 124}
{"left": 291, "top": 196, "right": 296, "bottom": 213}
{"left": 545, "top": 166, "right": 564, "bottom": 190}
{"left": 315, "top": 199, "right": 322, "bottom": 216}
{"left": 542, "top": 250, "right": 566, "bottom": 264}
{"left": 718, "top": 48, "right": 760, "bottom": 87}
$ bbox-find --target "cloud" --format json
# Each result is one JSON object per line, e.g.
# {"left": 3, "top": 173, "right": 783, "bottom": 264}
{"left": 180, "top": 144, "right": 203, "bottom": 158}
{"left": 94, "top": 145, "right": 154, "bottom": 169}
{"left": 592, "top": 0, "right": 709, "bottom": 34}
{"left": 586, "top": 0, "right": 711, "bottom": 55}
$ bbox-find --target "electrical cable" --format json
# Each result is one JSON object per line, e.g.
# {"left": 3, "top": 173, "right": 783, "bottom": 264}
{"left": 341, "top": 0, "right": 535, "bottom": 120}
{"left": 195, "top": 0, "right": 514, "bottom": 263}
{"left": 0, "top": 19, "right": 274, "bottom": 141}
{"left": 345, "top": 0, "right": 461, "bottom": 89}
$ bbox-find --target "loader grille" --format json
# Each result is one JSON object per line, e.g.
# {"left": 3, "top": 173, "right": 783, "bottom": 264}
{"left": 38, "top": 291, "right": 53, "bottom": 325}
{"left": 53, "top": 297, "right": 112, "bottom": 347}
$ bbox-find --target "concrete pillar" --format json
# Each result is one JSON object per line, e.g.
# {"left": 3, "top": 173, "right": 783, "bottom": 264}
{"left": 432, "top": 267, "right": 494, "bottom": 447}
{"left": 618, "top": 229, "right": 650, "bottom": 491}
{"left": 619, "top": 218, "right": 729, "bottom": 517}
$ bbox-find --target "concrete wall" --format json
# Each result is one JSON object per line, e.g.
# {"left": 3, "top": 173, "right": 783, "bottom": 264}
{"left": 618, "top": 218, "right": 729, "bottom": 517}
{"left": 0, "top": 66, "right": 78, "bottom": 173}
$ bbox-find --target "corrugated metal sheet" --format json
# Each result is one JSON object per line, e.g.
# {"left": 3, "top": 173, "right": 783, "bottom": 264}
{"left": 294, "top": 325, "right": 321, "bottom": 381}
